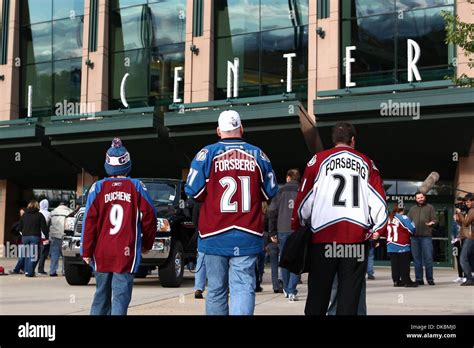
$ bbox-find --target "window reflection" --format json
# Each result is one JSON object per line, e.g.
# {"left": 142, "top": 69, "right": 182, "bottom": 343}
{"left": 261, "top": 0, "right": 309, "bottom": 31}
{"left": 22, "top": 0, "right": 53, "bottom": 25}
{"left": 215, "top": 0, "right": 260, "bottom": 37}
{"left": 342, "top": 15, "right": 395, "bottom": 75}
{"left": 110, "top": 49, "right": 149, "bottom": 107}
{"left": 261, "top": 27, "right": 308, "bottom": 86}
{"left": 53, "top": 58, "right": 82, "bottom": 106}
{"left": 150, "top": 43, "right": 185, "bottom": 105}
{"left": 53, "top": 18, "right": 84, "bottom": 60}
{"left": 21, "top": 63, "right": 53, "bottom": 116}
{"left": 215, "top": 0, "right": 309, "bottom": 99}
{"left": 109, "top": 0, "right": 186, "bottom": 109}
{"left": 396, "top": 0, "right": 454, "bottom": 12}
{"left": 53, "top": 0, "right": 85, "bottom": 20}
{"left": 216, "top": 33, "right": 260, "bottom": 99}
{"left": 149, "top": 1, "right": 186, "bottom": 46}
{"left": 20, "top": 1, "right": 84, "bottom": 117}
{"left": 22, "top": 23, "right": 52, "bottom": 64}
{"left": 397, "top": 7, "right": 451, "bottom": 69}
{"left": 111, "top": 0, "right": 147, "bottom": 10}
{"left": 340, "top": 0, "right": 454, "bottom": 87}
{"left": 111, "top": 6, "right": 147, "bottom": 52}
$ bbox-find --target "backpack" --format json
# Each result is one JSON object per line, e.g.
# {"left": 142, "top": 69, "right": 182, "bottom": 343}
{"left": 278, "top": 225, "right": 312, "bottom": 274}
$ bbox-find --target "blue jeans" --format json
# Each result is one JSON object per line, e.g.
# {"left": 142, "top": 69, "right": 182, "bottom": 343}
{"left": 194, "top": 252, "right": 206, "bottom": 291}
{"left": 411, "top": 236, "right": 434, "bottom": 282}
{"left": 90, "top": 272, "right": 134, "bottom": 315}
{"left": 204, "top": 254, "right": 257, "bottom": 315}
{"left": 367, "top": 241, "right": 375, "bottom": 277}
{"left": 13, "top": 257, "right": 25, "bottom": 273}
{"left": 328, "top": 275, "right": 367, "bottom": 315}
{"left": 278, "top": 232, "right": 299, "bottom": 295}
{"left": 268, "top": 243, "right": 280, "bottom": 291}
{"left": 49, "top": 237, "right": 64, "bottom": 275}
{"left": 460, "top": 239, "right": 474, "bottom": 281}
{"left": 22, "top": 235, "right": 40, "bottom": 276}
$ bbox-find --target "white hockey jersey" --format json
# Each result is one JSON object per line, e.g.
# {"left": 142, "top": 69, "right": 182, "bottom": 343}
{"left": 291, "top": 146, "right": 388, "bottom": 244}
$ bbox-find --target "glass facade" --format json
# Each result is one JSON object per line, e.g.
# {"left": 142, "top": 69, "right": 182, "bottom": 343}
{"left": 20, "top": 0, "right": 84, "bottom": 117}
{"left": 215, "top": 0, "right": 309, "bottom": 100}
{"left": 109, "top": 0, "right": 186, "bottom": 109}
{"left": 340, "top": 0, "right": 455, "bottom": 87}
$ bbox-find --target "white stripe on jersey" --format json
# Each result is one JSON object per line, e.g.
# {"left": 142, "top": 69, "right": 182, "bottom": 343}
{"left": 130, "top": 207, "right": 139, "bottom": 273}
{"left": 200, "top": 225, "right": 263, "bottom": 238}
{"left": 313, "top": 216, "right": 371, "bottom": 233}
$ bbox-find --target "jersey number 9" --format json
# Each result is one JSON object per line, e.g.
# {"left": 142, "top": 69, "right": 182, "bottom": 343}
{"left": 109, "top": 204, "right": 124, "bottom": 235}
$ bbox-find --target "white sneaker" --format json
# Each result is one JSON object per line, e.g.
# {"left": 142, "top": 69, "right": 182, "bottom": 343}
{"left": 461, "top": 278, "right": 467, "bottom": 283}
{"left": 283, "top": 290, "right": 288, "bottom": 298}
{"left": 453, "top": 277, "right": 463, "bottom": 283}
{"left": 288, "top": 294, "right": 297, "bottom": 302}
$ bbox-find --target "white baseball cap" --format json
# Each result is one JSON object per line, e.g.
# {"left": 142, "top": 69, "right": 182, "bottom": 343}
{"left": 218, "top": 110, "right": 242, "bottom": 132}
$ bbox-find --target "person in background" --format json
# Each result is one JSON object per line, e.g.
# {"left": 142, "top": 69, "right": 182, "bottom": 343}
{"left": 82, "top": 138, "right": 157, "bottom": 315}
{"left": 49, "top": 201, "right": 73, "bottom": 276}
{"left": 19, "top": 200, "right": 48, "bottom": 277}
{"left": 255, "top": 202, "right": 269, "bottom": 293}
{"left": 268, "top": 169, "right": 301, "bottom": 302}
{"left": 36, "top": 199, "right": 51, "bottom": 275}
{"left": 367, "top": 241, "right": 375, "bottom": 280}
{"left": 408, "top": 192, "right": 437, "bottom": 286}
{"left": 9, "top": 208, "right": 26, "bottom": 274}
{"left": 455, "top": 193, "right": 474, "bottom": 286}
{"left": 451, "top": 213, "right": 465, "bottom": 283}
{"left": 191, "top": 199, "right": 206, "bottom": 299}
{"left": 385, "top": 205, "right": 417, "bottom": 287}
{"left": 266, "top": 228, "right": 281, "bottom": 293}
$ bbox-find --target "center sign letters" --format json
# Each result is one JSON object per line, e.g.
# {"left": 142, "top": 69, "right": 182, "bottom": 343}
{"left": 172, "top": 39, "right": 424, "bottom": 102}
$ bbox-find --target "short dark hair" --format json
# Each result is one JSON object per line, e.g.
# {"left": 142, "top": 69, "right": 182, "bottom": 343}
{"left": 287, "top": 168, "right": 300, "bottom": 182}
{"left": 415, "top": 192, "right": 425, "bottom": 197}
{"left": 332, "top": 122, "right": 356, "bottom": 146}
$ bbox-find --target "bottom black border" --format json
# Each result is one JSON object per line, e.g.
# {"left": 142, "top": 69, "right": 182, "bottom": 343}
{"left": 0, "top": 315, "right": 472, "bottom": 346}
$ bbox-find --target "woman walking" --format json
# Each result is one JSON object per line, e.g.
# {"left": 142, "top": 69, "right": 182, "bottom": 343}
{"left": 19, "top": 200, "right": 48, "bottom": 278}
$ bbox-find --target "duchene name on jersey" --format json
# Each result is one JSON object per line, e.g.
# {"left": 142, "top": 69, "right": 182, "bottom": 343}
{"left": 104, "top": 191, "right": 132, "bottom": 203}
{"left": 325, "top": 155, "right": 368, "bottom": 180}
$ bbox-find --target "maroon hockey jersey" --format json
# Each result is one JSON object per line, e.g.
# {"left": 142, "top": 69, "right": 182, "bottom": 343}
{"left": 81, "top": 178, "right": 157, "bottom": 273}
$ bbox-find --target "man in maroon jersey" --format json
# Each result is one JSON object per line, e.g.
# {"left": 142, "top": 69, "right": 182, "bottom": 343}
{"left": 81, "top": 138, "right": 157, "bottom": 315}
{"left": 185, "top": 110, "right": 278, "bottom": 315}
{"left": 292, "top": 123, "right": 388, "bottom": 315}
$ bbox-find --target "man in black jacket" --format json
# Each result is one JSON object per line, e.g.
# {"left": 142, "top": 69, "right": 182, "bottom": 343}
{"left": 19, "top": 200, "right": 48, "bottom": 277}
{"left": 268, "top": 169, "right": 301, "bottom": 301}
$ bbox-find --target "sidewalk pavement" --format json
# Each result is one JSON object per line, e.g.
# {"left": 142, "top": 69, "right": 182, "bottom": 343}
{"left": 0, "top": 257, "right": 472, "bottom": 315}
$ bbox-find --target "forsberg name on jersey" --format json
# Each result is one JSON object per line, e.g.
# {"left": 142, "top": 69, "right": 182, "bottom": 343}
{"left": 325, "top": 155, "right": 368, "bottom": 180}
{"left": 214, "top": 149, "right": 257, "bottom": 173}
{"left": 104, "top": 191, "right": 132, "bottom": 203}
{"left": 215, "top": 158, "right": 256, "bottom": 172}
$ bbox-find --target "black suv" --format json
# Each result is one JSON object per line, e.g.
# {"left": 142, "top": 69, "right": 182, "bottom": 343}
{"left": 62, "top": 178, "right": 197, "bottom": 287}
